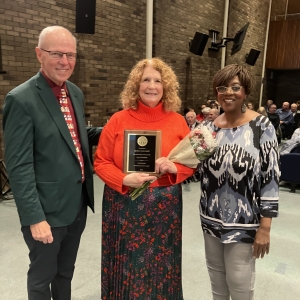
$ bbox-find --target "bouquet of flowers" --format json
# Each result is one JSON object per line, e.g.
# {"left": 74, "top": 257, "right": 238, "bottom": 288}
{"left": 129, "top": 124, "right": 218, "bottom": 200}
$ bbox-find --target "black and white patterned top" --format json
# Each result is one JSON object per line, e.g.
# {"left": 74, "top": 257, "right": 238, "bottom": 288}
{"left": 199, "top": 115, "right": 280, "bottom": 244}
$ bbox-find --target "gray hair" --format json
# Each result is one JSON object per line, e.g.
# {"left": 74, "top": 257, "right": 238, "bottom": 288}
{"left": 38, "top": 26, "right": 76, "bottom": 48}
{"left": 186, "top": 111, "right": 196, "bottom": 118}
{"left": 202, "top": 107, "right": 211, "bottom": 114}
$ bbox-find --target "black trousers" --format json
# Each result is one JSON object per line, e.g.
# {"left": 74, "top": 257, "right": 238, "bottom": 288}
{"left": 21, "top": 192, "right": 87, "bottom": 300}
{"left": 281, "top": 123, "right": 293, "bottom": 139}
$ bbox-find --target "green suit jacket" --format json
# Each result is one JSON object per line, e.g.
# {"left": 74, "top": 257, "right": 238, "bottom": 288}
{"left": 3, "top": 72, "right": 94, "bottom": 227}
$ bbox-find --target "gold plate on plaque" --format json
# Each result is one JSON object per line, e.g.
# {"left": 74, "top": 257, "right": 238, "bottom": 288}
{"left": 123, "top": 130, "right": 161, "bottom": 174}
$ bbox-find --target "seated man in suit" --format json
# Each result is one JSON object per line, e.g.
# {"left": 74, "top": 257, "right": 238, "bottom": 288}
{"left": 276, "top": 102, "right": 294, "bottom": 139}
{"left": 207, "top": 108, "right": 220, "bottom": 122}
{"left": 267, "top": 103, "right": 281, "bottom": 144}
{"left": 186, "top": 110, "right": 200, "bottom": 130}
{"left": 3, "top": 26, "right": 94, "bottom": 300}
{"left": 264, "top": 99, "right": 273, "bottom": 112}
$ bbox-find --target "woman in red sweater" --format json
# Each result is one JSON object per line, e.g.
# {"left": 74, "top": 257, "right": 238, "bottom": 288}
{"left": 94, "top": 58, "right": 194, "bottom": 299}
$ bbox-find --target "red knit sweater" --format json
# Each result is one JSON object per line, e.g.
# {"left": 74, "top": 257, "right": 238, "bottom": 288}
{"left": 94, "top": 100, "right": 195, "bottom": 194}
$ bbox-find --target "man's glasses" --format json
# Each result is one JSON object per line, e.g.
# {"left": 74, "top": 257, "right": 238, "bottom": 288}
{"left": 216, "top": 85, "right": 243, "bottom": 94}
{"left": 40, "top": 48, "right": 77, "bottom": 61}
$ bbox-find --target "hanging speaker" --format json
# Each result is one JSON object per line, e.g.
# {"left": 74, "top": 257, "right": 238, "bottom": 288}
{"left": 189, "top": 32, "right": 209, "bottom": 56}
{"left": 76, "top": 0, "right": 96, "bottom": 34}
{"left": 246, "top": 49, "right": 261, "bottom": 66}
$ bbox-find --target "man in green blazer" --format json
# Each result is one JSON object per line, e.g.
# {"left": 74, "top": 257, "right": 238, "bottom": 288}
{"left": 3, "top": 26, "right": 94, "bottom": 300}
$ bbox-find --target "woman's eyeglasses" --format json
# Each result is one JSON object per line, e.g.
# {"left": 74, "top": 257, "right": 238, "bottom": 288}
{"left": 216, "top": 85, "right": 243, "bottom": 94}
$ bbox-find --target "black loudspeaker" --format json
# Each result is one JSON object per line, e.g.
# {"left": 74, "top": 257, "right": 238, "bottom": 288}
{"left": 189, "top": 32, "right": 209, "bottom": 56}
{"left": 76, "top": 0, "right": 96, "bottom": 34}
{"left": 245, "top": 49, "right": 261, "bottom": 66}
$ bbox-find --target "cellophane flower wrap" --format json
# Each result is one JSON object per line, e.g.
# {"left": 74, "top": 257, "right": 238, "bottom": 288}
{"left": 129, "top": 124, "right": 218, "bottom": 200}
{"left": 167, "top": 124, "right": 219, "bottom": 167}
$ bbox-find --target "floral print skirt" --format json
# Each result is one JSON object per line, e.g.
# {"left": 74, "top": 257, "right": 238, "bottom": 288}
{"left": 101, "top": 184, "right": 184, "bottom": 300}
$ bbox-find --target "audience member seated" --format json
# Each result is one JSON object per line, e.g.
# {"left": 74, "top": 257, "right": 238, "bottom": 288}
{"left": 184, "top": 112, "right": 201, "bottom": 184}
{"left": 280, "top": 127, "right": 300, "bottom": 155}
{"left": 208, "top": 108, "right": 220, "bottom": 122}
{"left": 257, "top": 106, "right": 267, "bottom": 117}
{"left": 202, "top": 108, "right": 219, "bottom": 131}
{"left": 200, "top": 107, "right": 211, "bottom": 125}
{"left": 267, "top": 103, "right": 281, "bottom": 144}
{"left": 196, "top": 114, "right": 204, "bottom": 122}
{"left": 276, "top": 102, "right": 294, "bottom": 139}
{"left": 247, "top": 102, "right": 254, "bottom": 110}
{"left": 291, "top": 103, "right": 298, "bottom": 117}
{"left": 186, "top": 111, "right": 200, "bottom": 130}
{"left": 183, "top": 107, "right": 195, "bottom": 124}
{"left": 291, "top": 127, "right": 300, "bottom": 141}
{"left": 264, "top": 99, "right": 273, "bottom": 112}
{"left": 196, "top": 106, "right": 204, "bottom": 122}
{"left": 280, "top": 108, "right": 300, "bottom": 189}
{"left": 291, "top": 103, "right": 300, "bottom": 134}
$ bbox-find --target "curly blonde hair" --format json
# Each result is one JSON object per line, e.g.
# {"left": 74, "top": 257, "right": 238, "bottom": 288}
{"left": 212, "top": 64, "right": 255, "bottom": 97}
{"left": 120, "top": 58, "right": 181, "bottom": 112}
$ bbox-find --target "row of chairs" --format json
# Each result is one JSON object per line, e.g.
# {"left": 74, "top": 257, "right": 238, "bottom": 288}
{"left": 280, "top": 149, "right": 300, "bottom": 192}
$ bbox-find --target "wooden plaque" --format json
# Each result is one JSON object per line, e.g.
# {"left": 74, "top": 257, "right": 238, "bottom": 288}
{"left": 123, "top": 130, "right": 161, "bottom": 174}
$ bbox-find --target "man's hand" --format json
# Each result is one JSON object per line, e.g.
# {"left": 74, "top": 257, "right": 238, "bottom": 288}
{"left": 30, "top": 220, "right": 53, "bottom": 244}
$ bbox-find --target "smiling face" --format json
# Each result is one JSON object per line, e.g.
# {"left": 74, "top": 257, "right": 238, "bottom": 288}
{"left": 35, "top": 28, "right": 76, "bottom": 86}
{"left": 139, "top": 66, "right": 163, "bottom": 107}
{"left": 186, "top": 111, "right": 197, "bottom": 125}
{"left": 217, "top": 76, "right": 246, "bottom": 113}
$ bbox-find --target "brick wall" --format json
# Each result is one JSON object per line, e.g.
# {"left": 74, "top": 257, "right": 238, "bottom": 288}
{"left": 0, "top": 0, "right": 148, "bottom": 157}
{"left": 154, "top": 0, "right": 271, "bottom": 112}
{"left": 0, "top": 0, "right": 272, "bottom": 156}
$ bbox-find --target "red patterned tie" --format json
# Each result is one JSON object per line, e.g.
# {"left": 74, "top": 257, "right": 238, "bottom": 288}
{"left": 59, "top": 88, "right": 84, "bottom": 180}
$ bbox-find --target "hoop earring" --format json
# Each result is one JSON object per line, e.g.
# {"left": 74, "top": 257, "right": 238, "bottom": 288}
{"left": 241, "top": 103, "right": 247, "bottom": 113}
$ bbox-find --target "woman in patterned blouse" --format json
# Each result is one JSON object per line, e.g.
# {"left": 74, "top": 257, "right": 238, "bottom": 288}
{"left": 199, "top": 64, "right": 280, "bottom": 300}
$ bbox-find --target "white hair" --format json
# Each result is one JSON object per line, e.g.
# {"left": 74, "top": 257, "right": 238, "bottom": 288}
{"left": 202, "top": 107, "right": 211, "bottom": 114}
{"left": 186, "top": 111, "right": 196, "bottom": 117}
{"left": 38, "top": 26, "right": 76, "bottom": 48}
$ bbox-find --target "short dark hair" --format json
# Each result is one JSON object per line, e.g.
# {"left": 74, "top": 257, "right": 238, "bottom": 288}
{"left": 213, "top": 64, "right": 255, "bottom": 97}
